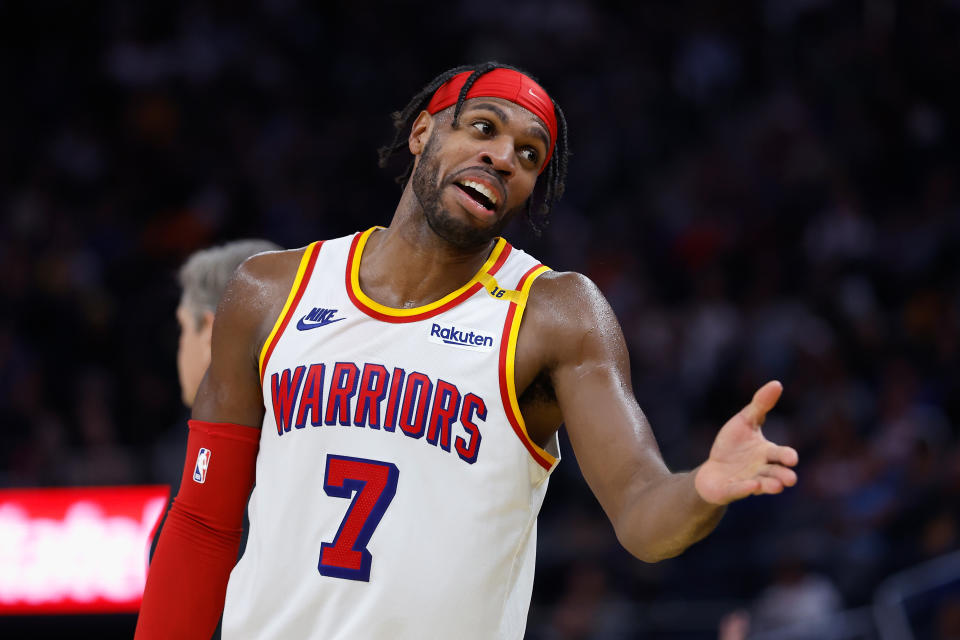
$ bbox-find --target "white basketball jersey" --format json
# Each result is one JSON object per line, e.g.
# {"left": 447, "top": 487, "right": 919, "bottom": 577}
{"left": 222, "top": 227, "right": 560, "bottom": 639}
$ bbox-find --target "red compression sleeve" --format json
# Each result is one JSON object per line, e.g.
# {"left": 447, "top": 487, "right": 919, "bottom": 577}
{"left": 135, "top": 420, "right": 260, "bottom": 640}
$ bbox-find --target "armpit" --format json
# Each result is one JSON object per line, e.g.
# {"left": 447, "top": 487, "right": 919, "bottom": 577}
{"left": 518, "top": 370, "right": 563, "bottom": 448}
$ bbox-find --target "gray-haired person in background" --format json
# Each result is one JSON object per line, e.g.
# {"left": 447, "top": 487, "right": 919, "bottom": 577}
{"left": 175, "top": 239, "right": 283, "bottom": 407}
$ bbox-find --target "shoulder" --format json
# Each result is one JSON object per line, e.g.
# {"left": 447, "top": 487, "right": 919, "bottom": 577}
{"left": 214, "top": 246, "right": 310, "bottom": 356}
{"left": 220, "top": 247, "right": 307, "bottom": 308}
{"left": 523, "top": 270, "right": 623, "bottom": 366}
{"left": 526, "top": 269, "right": 603, "bottom": 302}
{"left": 234, "top": 246, "right": 306, "bottom": 288}
{"left": 526, "top": 270, "right": 613, "bottom": 330}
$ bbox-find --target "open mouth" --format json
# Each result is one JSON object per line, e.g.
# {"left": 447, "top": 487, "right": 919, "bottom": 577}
{"left": 455, "top": 180, "right": 499, "bottom": 211}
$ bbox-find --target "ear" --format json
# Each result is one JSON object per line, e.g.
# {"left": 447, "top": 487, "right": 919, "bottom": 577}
{"left": 200, "top": 309, "right": 215, "bottom": 345}
{"left": 408, "top": 110, "right": 434, "bottom": 156}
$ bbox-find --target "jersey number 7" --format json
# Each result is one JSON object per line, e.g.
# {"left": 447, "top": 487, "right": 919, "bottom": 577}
{"left": 318, "top": 454, "right": 399, "bottom": 582}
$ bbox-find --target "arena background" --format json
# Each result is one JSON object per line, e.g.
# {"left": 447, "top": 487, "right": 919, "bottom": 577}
{"left": 1, "top": 1, "right": 959, "bottom": 638}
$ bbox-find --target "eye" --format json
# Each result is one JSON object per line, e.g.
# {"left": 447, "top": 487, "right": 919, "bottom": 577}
{"left": 519, "top": 146, "right": 539, "bottom": 165}
{"left": 471, "top": 120, "right": 493, "bottom": 135}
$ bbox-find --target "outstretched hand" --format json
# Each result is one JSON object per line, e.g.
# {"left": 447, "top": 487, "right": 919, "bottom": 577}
{"left": 694, "top": 381, "right": 799, "bottom": 505}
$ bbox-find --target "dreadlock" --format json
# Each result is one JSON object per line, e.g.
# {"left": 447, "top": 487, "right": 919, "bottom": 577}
{"left": 377, "top": 62, "right": 570, "bottom": 235}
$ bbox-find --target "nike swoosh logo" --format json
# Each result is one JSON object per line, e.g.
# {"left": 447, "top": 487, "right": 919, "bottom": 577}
{"left": 296, "top": 316, "right": 346, "bottom": 330}
{"left": 528, "top": 88, "right": 538, "bottom": 98}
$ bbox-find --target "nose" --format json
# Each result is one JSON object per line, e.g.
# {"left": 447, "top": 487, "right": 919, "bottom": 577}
{"left": 480, "top": 137, "right": 515, "bottom": 177}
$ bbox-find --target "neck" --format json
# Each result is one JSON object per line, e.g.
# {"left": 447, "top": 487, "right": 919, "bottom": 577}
{"left": 358, "top": 184, "right": 497, "bottom": 309}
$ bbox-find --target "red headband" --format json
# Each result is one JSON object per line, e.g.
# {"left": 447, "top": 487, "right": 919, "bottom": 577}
{"left": 426, "top": 69, "right": 558, "bottom": 172}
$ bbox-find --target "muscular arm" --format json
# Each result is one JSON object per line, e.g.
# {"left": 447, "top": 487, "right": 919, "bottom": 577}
{"left": 191, "top": 248, "right": 305, "bottom": 425}
{"left": 518, "top": 272, "right": 797, "bottom": 562}
{"left": 135, "top": 249, "right": 303, "bottom": 639}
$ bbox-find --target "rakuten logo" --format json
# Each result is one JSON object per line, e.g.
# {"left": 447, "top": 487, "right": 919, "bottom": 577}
{"left": 0, "top": 486, "right": 168, "bottom": 614}
{"left": 428, "top": 322, "right": 496, "bottom": 352}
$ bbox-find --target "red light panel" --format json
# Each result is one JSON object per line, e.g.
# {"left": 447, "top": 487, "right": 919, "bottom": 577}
{"left": 0, "top": 486, "right": 169, "bottom": 614}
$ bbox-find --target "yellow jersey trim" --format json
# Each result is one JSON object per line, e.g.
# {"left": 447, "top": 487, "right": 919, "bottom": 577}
{"left": 258, "top": 241, "right": 320, "bottom": 381}
{"left": 348, "top": 227, "right": 509, "bottom": 318}
{"left": 504, "top": 265, "right": 557, "bottom": 468}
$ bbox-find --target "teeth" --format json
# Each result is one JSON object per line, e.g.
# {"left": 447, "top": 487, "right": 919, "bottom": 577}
{"left": 459, "top": 180, "right": 498, "bottom": 206}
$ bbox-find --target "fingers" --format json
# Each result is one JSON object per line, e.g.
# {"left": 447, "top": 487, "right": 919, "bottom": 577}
{"left": 725, "top": 462, "right": 798, "bottom": 501}
{"left": 767, "top": 443, "right": 799, "bottom": 467}
{"left": 722, "top": 464, "right": 799, "bottom": 503}
{"left": 755, "top": 476, "right": 786, "bottom": 495}
{"left": 757, "top": 464, "right": 797, "bottom": 488}
{"left": 745, "top": 467, "right": 797, "bottom": 498}
{"left": 726, "top": 479, "right": 762, "bottom": 502}
{"left": 740, "top": 380, "right": 783, "bottom": 427}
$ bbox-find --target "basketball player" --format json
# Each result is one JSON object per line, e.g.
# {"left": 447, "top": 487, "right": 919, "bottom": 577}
{"left": 135, "top": 63, "right": 799, "bottom": 639}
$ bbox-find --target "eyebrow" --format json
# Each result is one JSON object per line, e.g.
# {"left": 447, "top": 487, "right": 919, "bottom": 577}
{"left": 467, "top": 101, "right": 550, "bottom": 151}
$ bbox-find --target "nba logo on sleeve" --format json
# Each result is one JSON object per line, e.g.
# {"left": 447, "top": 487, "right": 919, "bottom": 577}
{"left": 193, "top": 448, "right": 211, "bottom": 483}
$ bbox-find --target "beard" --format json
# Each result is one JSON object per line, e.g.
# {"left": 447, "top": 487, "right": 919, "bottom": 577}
{"left": 411, "top": 131, "right": 517, "bottom": 250}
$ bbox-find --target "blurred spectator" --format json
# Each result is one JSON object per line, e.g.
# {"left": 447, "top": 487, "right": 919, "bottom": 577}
{"left": 717, "top": 609, "right": 750, "bottom": 640}
{"left": 750, "top": 560, "right": 843, "bottom": 634}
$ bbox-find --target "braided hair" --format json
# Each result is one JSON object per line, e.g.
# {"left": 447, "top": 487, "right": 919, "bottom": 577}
{"left": 377, "top": 62, "right": 569, "bottom": 234}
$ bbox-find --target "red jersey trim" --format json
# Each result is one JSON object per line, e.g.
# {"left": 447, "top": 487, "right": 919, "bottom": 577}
{"left": 498, "top": 263, "right": 557, "bottom": 471}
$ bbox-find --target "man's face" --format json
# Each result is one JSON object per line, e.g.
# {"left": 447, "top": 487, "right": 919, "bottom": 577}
{"left": 411, "top": 97, "right": 551, "bottom": 249}
{"left": 176, "top": 303, "right": 213, "bottom": 408}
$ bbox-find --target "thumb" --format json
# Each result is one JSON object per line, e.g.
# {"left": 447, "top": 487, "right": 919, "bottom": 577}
{"left": 740, "top": 380, "right": 783, "bottom": 428}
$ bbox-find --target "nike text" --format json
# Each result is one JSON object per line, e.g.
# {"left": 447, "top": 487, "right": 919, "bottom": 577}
{"left": 297, "top": 307, "right": 345, "bottom": 330}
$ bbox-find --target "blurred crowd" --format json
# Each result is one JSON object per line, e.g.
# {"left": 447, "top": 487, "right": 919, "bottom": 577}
{"left": 1, "top": 0, "right": 958, "bottom": 637}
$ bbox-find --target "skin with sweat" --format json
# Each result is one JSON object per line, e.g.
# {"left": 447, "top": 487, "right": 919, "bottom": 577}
{"left": 192, "top": 96, "right": 799, "bottom": 562}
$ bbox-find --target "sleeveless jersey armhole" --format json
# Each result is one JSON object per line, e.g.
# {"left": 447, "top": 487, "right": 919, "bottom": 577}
{"left": 258, "top": 241, "right": 323, "bottom": 384}
{"left": 497, "top": 264, "right": 558, "bottom": 472}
